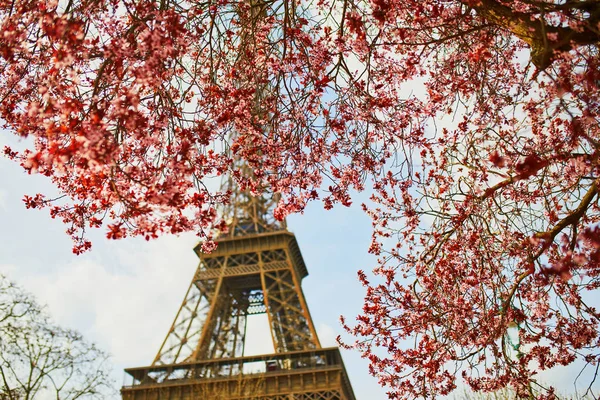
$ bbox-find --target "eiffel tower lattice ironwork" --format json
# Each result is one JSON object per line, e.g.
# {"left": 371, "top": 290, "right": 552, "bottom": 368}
{"left": 121, "top": 170, "right": 357, "bottom": 400}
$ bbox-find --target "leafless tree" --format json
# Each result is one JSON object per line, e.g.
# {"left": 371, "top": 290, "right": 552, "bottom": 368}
{"left": 0, "top": 275, "right": 114, "bottom": 400}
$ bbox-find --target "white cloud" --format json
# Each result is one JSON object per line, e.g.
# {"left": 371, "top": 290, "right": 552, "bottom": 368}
{"left": 0, "top": 263, "right": 17, "bottom": 277}
{"left": 317, "top": 323, "right": 338, "bottom": 347}
{"left": 0, "top": 190, "right": 6, "bottom": 211}
{"left": 0, "top": 233, "right": 202, "bottom": 398}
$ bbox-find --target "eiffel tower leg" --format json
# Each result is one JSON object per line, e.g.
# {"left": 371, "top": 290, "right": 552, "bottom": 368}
{"left": 192, "top": 279, "right": 249, "bottom": 365}
{"left": 261, "top": 256, "right": 321, "bottom": 352}
{"left": 153, "top": 278, "right": 219, "bottom": 366}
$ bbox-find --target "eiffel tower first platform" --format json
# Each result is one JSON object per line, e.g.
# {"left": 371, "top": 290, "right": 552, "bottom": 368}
{"left": 121, "top": 174, "right": 356, "bottom": 399}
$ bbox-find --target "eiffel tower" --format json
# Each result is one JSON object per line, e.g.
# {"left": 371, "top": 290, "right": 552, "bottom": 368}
{"left": 121, "top": 171, "right": 356, "bottom": 399}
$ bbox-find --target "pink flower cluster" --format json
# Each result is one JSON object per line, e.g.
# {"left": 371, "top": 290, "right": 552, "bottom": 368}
{"left": 1, "top": 0, "right": 599, "bottom": 397}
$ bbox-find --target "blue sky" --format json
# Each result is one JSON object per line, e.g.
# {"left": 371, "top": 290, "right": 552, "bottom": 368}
{"left": 0, "top": 140, "right": 389, "bottom": 399}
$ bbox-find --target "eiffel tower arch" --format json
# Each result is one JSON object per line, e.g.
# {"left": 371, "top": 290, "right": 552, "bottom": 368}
{"left": 121, "top": 172, "right": 356, "bottom": 400}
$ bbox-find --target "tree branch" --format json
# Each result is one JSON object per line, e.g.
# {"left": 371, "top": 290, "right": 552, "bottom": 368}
{"left": 467, "top": 0, "right": 600, "bottom": 68}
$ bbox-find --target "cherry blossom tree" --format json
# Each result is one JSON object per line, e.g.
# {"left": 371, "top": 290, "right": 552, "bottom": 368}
{"left": 0, "top": 275, "right": 113, "bottom": 399}
{"left": 0, "top": 0, "right": 599, "bottom": 398}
